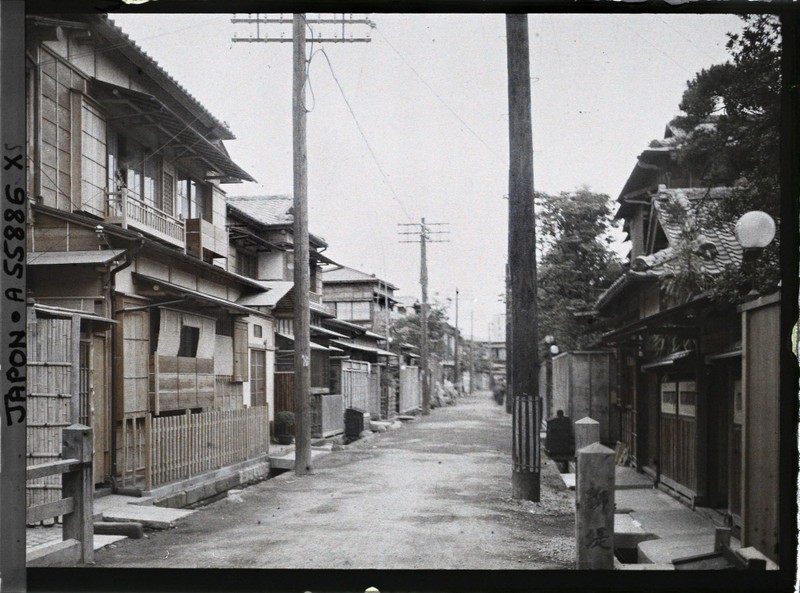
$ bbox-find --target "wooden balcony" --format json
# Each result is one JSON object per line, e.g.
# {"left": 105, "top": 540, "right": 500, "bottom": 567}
{"left": 107, "top": 193, "right": 185, "bottom": 249}
{"left": 186, "top": 217, "right": 228, "bottom": 261}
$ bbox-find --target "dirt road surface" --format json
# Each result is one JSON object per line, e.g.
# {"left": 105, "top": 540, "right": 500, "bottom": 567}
{"left": 94, "top": 392, "right": 575, "bottom": 570}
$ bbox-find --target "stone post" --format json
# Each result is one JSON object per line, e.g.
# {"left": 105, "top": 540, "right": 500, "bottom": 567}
{"left": 575, "top": 442, "right": 615, "bottom": 569}
{"left": 574, "top": 417, "right": 600, "bottom": 453}
{"left": 62, "top": 424, "right": 94, "bottom": 564}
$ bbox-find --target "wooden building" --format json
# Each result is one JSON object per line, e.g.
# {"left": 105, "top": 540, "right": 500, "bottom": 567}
{"left": 25, "top": 14, "right": 276, "bottom": 500}
{"left": 594, "top": 125, "right": 784, "bottom": 564}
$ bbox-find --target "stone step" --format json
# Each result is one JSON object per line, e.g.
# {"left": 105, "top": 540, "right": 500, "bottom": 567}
{"left": 101, "top": 504, "right": 194, "bottom": 530}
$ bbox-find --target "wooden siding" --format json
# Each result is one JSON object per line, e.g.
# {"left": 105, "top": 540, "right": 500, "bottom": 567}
{"left": 214, "top": 375, "right": 244, "bottom": 410}
{"left": 550, "top": 352, "right": 614, "bottom": 443}
{"left": 232, "top": 321, "right": 248, "bottom": 382}
{"left": 274, "top": 372, "right": 294, "bottom": 414}
{"left": 399, "top": 365, "right": 421, "bottom": 414}
{"left": 368, "top": 366, "right": 381, "bottom": 419}
{"left": 341, "top": 360, "right": 370, "bottom": 410}
{"left": 310, "top": 393, "right": 345, "bottom": 438}
{"left": 122, "top": 309, "right": 149, "bottom": 414}
{"left": 186, "top": 217, "right": 227, "bottom": 261}
{"left": 151, "top": 356, "right": 215, "bottom": 413}
{"left": 741, "top": 294, "right": 780, "bottom": 563}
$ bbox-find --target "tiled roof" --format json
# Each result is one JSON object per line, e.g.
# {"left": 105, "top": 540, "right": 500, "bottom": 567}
{"left": 322, "top": 265, "right": 398, "bottom": 289}
{"left": 597, "top": 187, "right": 741, "bottom": 311}
{"left": 227, "top": 195, "right": 294, "bottom": 226}
{"left": 647, "top": 188, "right": 742, "bottom": 275}
{"left": 96, "top": 15, "right": 235, "bottom": 140}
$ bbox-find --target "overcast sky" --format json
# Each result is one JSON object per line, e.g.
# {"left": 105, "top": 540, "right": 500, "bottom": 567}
{"left": 111, "top": 11, "right": 745, "bottom": 341}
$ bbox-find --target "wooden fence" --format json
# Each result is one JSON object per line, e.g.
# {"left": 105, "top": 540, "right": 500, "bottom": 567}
{"left": 27, "top": 316, "right": 74, "bottom": 516}
{"left": 26, "top": 425, "right": 94, "bottom": 565}
{"left": 150, "top": 407, "right": 269, "bottom": 488}
{"left": 399, "top": 365, "right": 421, "bottom": 414}
{"left": 118, "top": 407, "right": 270, "bottom": 490}
{"left": 341, "top": 360, "right": 370, "bottom": 410}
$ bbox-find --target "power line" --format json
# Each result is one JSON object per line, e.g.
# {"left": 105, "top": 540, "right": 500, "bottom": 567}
{"left": 374, "top": 26, "right": 505, "bottom": 166}
{"left": 314, "top": 47, "right": 415, "bottom": 223}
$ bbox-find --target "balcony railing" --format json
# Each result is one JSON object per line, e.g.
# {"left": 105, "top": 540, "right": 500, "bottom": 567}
{"left": 107, "top": 192, "right": 185, "bottom": 248}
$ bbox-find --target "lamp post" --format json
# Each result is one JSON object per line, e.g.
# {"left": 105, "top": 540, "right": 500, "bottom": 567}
{"left": 543, "top": 335, "right": 558, "bottom": 423}
{"left": 734, "top": 210, "right": 776, "bottom": 297}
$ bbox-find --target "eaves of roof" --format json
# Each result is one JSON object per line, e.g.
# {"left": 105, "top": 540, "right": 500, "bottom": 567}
{"left": 595, "top": 271, "right": 656, "bottom": 312}
{"left": 31, "top": 202, "right": 266, "bottom": 292}
{"left": 93, "top": 14, "right": 235, "bottom": 141}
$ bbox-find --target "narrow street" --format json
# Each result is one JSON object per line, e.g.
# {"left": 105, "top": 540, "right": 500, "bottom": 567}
{"left": 93, "top": 392, "right": 575, "bottom": 570}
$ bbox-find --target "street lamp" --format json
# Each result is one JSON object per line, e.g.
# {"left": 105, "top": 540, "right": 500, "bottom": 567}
{"left": 735, "top": 210, "right": 776, "bottom": 296}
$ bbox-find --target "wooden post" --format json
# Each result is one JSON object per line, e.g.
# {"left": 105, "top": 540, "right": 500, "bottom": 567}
{"left": 575, "top": 442, "right": 615, "bottom": 569}
{"left": 574, "top": 417, "right": 600, "bottom": 453}
{"left": 507, "top": 13, "right": 540, "bottom": 501}
{"left": 62, "top": 424, "right": 94, "bottom": 564}
{"left": 420, "top": 219, "right": 430, "bottom": 415}
{"left": 0, "top": 2, "right": 27, "bottom": 589}
{"left": 71, "top": 314, "right": 81, "bottom": 424}
{"left": 144, "top": 413, "right": 152, "bottom": 490}
{"left": 454, "top": 288, "right": 461, "bottom": 397}
{"left": 292, "top": 13, "right": 312, "bottom": 475}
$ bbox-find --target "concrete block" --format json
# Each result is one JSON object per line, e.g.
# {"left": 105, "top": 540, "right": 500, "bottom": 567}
{"left": 560, "top": 473, "right": 575, "bottom": 490}
{"left": 736, "top": 547, "right": 779, "bottom": 570}
{"left": 184, "top": 485, "right": 206, "bottom": 506}
{"left": 220, "top": 474, "right": 241, "bottom": 491}
{"left": 27, "top": 539, "right": 81, "bottom": 567}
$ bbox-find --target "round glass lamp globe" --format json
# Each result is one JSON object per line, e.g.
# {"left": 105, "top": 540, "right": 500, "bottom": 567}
{"left": 735, "top": 211, "right": 776, "bottom": 249}
{"left": 549, "top": 345, "right": 560, "bottom": 355}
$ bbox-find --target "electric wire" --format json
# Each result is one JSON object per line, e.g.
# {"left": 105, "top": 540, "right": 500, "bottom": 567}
{"left": 373, "top": 26, "right": 505, "bottom": 166}
{"left": 311, "top": 47, "right": 415, "bottom": 223}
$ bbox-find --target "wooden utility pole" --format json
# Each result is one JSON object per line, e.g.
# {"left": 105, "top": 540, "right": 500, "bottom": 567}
{"left": 420, "top": 218, "right": 429, "bottom": 414}
{"left": 398, "top": 219, "right": 449, "bottom": 415}
{"left": 454, "top": 288, "right": 461, "bottom": 396}
{"left": 506, "top": 13, "right": 540, "bottom": 502}
{"left": 505, "top": 262, "right": 513, "bottom": 414}
{"left": 291, "top": 14, "right": 312, "bottom": 474}
{"left": 469, "top": 310, "right": 475, "bottom": 394}
{"left": 232, "top": 13, "right": 373, "bottom": 474}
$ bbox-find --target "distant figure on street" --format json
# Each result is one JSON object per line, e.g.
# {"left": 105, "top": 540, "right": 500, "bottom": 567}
{"left": 492, "top": 378, "right": 506, "bottom": 406}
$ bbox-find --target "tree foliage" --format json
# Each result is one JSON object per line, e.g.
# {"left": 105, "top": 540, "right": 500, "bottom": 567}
{"left": 536, "top": 187, "right": 622, "bottom": 351}
{"left": 390, "top": 301, "right": 453, "bottom": 359}
{"left": 669, "top": 14, "right": 781, "bottom": 299}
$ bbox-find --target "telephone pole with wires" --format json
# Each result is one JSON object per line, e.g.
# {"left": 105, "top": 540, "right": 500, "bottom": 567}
{"left": 398, "top": 219, "right": 449, "bottom": 415}
{"left": 231, "top": 13, "right": 373, "bottom": 475}
{"left": 506, "top": 14, "right": 540, "bottom": 502}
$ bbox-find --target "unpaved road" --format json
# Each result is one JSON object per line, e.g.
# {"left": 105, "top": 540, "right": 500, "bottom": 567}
{"left": 94, "top": 392, "right": 575, "bottom": 569}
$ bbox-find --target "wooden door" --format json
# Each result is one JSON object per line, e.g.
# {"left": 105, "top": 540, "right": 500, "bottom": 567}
{"left": 659, "top": 377, "right": 697, "bottom": 496}
{"left": 250, "top": 349, "right": 266, "bottom": 407}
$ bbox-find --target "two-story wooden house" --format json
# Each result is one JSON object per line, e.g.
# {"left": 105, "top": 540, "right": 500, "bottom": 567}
{"left": 595, "top": 125, "right": 783, "bottom": 564}
{"left": 25, "top": 14, "right": 276, "bottom": 505}
{"left": 226, "top": 195, "right": 345, "bottom": 432}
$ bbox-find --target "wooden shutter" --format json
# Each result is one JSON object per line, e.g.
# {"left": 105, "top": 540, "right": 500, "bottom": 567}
{"left": 232, "top": 321, "right": 249, "bottom": 382}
